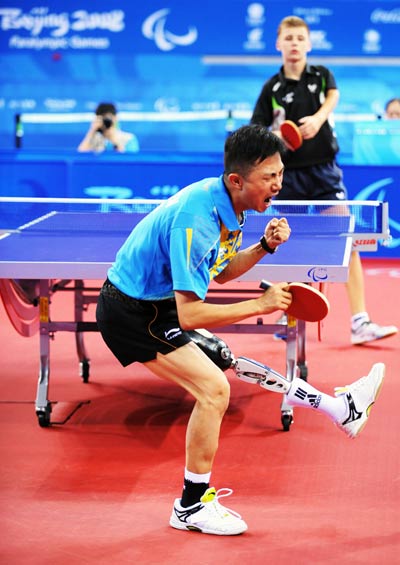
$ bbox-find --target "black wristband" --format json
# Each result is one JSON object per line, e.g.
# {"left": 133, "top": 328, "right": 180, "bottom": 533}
{"left": 259, "top": 235, "right": 277, "bottom": 254}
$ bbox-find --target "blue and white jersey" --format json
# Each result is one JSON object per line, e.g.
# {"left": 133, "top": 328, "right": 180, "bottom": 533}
{"left": 108, "top": 175, "right": 243, "bottom": 300}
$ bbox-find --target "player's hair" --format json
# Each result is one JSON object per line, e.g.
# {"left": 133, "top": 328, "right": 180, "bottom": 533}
{"left": 224, "top": 124, "right": 286, "bottom": 177}
{"left": 277, "top": 15, "right": 310, "bottom": 36}
{"left": 95, "top": 102, "right": 117, "bottom": 116}
{"left": 385, "top": 97, "right": 400, "bottom": 111}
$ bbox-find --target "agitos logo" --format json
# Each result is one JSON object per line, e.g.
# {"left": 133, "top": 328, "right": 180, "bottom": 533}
{"left": 142, "top": 8, "right": 198, "bottom": 51}
{"left": 307, "top": 267, "right": 328, "bottom": 282}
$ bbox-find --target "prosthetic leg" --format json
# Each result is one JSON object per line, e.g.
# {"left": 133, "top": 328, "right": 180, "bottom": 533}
{"left": 188, "top": 329, "right": 294, "bottom": 430}
{"left": 188, "top": 329, "right": 291, "bottom": 394}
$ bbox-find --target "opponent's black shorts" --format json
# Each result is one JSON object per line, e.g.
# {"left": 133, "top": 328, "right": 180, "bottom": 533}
{"left": 276, "top": 161, "right": 348, "bottom": 207}
{"left": 96, "top": 279, "right": 192, "bottom": 366}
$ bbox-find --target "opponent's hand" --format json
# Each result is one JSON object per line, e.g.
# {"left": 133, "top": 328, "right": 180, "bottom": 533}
{"left": 298, "top": 115, "right": 324, "bottom": 140}
{"left": 257, "top": 281, "right": 292, "bottom": 314}
{"left": 263, "top": 217, "right": 291, "bottom": 250}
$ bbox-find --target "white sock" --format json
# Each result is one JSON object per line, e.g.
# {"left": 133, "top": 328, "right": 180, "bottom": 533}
{"left": 286, "top": 377, "right": 348, "bottom": 423}
{"left": 351, "top": 312, "right": 369, "bottom": 330}
{"left": 184, "top": 468, "right": 211, "bottom": 485}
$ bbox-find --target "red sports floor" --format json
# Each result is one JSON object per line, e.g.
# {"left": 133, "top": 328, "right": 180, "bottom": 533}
{"left": 1, "top": 258, "right": 399, "bottom": 564}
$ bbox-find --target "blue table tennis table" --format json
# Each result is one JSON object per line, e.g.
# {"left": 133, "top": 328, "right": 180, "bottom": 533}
{"left": 0, "top": 198, "right": 389, "bottom": 429}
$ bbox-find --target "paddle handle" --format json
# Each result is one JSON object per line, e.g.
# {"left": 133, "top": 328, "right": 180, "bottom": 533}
{"left": 259, "top": 280, "right": 272, "bottom": 291}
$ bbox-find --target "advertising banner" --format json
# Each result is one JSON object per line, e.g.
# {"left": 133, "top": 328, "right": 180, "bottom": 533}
{"left": 0, "top": 1, "right": 399, "bottom": 56}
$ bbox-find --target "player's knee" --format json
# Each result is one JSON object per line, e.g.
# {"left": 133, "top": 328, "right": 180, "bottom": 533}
{"left": 206, "top": 377, "right": 231, "bottom": 416}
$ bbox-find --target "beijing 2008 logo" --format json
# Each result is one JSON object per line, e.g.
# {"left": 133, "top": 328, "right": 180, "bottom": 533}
{"left": 142, "top": 8, "right": 198, "bottom": 51}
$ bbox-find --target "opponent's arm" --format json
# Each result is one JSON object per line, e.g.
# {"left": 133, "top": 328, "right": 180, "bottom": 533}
{"left": 298, "top": 88, "right": 339, "bottom": 140}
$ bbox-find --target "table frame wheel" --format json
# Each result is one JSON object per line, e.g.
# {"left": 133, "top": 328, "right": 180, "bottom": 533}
{"left": 36, "top": 402, "right": 52, "bottom": 427}
{"left": 281, "top": 411, "right": 293, "bottom": 432}
{"left": 79, "top": 360, "right": 90, "bottom": 383}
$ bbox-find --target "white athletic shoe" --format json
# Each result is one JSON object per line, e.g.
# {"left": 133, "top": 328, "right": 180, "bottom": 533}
{"left": 351, "top": 321, "right": 398, "bottom": 345}
{"left": 169, "top": 487, "right": 248, "bottom": 535}
{"left": 334, "top": 362, "right": 385, "bottom": 438}
{"left": 273, "top": 313, "right": 287, "bottom": 341}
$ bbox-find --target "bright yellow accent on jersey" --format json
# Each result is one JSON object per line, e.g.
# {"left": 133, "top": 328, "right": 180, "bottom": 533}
{"left": 209, "top": 223, "right": 242, "bottom": 280}
{"left": 186, "top": 228, "right": 193, "bottom": 268}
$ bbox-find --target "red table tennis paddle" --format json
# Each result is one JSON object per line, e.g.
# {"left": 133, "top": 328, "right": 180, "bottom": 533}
{"left": 260, "top": 280, "right": 329, "bottom": 322}
{"left": 280, "top": 120, "right": 303, "bottom": 150}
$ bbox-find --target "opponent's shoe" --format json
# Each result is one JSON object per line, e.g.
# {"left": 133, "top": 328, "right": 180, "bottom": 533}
{"left": 169, "top": 487, "right": 248, "bottom": 535}
{"left": 351, "top": 321, "right": 398, "bottom": 345}
{"left": 334, "top": 362, "right": 385, "bottom": 438}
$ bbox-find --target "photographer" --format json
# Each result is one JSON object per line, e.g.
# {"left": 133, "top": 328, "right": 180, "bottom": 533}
{"left": 77, "top": 102, "right": 139, "bottom": 153}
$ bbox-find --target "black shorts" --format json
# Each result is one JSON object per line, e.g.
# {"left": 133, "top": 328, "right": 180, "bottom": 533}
{"left": 96, "top": 279, "right": 192, "bottom": 366}
{"left": 276, "top": 161, "right": 348, "bottom": 206}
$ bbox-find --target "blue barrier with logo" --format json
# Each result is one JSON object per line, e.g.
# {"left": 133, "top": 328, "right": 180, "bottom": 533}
{"left": 1, "top": 1, "right": 399, "bottom": 56}
{"left": 0, "top": 1, "right": 399, "bottom": 155}
{"left": 0, "top": 149, "right": 399, "bottom": 257}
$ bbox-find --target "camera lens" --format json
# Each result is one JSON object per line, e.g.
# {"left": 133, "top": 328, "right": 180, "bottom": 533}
{"left": 102, "top": 117, "right": 113, "bottom": 129}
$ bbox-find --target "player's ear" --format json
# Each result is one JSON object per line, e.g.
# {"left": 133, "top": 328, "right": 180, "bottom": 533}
{"left": 227, "top": 173, "right": 242, "bottom": 190}
{"left": 275, "top": 37, "right": 282, "bottom": 52}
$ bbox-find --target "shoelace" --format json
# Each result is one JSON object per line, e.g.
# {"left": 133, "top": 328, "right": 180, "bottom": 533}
{"left": 335, "top": 374, "right": 368, "bottom": 396}
{"left": 208, "top": 488, "right": 243, "bottom": 520}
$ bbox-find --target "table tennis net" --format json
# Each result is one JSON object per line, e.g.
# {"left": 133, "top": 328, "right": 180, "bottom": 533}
{"left": 0, "top": 198, "right": 389, "bottom": 240}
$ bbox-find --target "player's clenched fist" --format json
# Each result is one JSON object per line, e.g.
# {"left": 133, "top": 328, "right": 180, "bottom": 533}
{"left": 263, "top": 218, "right": 291, "bottom": 250}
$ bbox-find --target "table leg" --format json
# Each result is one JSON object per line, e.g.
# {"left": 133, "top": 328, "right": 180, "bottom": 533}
{"left": 297, "top": 319, "right": 308, "bottom": 380}
{"left": 74, "top": 280, "right": 91, "bottom": 382}
{"left": 35, "top": 279, "right": 52, "bottom": 427}
{"left": 280, "top": 315, "right": 298, "bottom": 431}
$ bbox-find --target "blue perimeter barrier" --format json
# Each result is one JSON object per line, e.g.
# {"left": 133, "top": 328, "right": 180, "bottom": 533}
{"left": 0, "top": 149, "right": 399, "bottom": 258}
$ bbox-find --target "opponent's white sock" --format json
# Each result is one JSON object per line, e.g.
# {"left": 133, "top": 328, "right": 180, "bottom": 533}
{"left": 286, "top": 377, "right": 348, "bottom": 423}
{"left": 351, "top": 311, "right": 369, "bottom": 331}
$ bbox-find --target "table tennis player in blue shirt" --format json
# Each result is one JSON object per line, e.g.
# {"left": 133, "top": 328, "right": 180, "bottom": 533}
{"left": 96, "top": 124, "right": 385, "bottom": 536}
{"left": 108, "top": 176, "right": 244, "bottom": 301}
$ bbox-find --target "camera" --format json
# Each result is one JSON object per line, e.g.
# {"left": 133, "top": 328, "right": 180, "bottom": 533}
{"left": 102, "top": 117, "right": 113, "bottom": 129}
{"left": 97, "top": 116, "right": 113, "bottom": 133}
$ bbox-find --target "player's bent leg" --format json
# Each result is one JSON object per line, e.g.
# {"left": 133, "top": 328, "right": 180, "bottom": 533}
{"left": 144, "top": 342, "right": 231, "bottom": 473}
{"left": 144, "top": 343, "right": 247, "bottom": 535}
